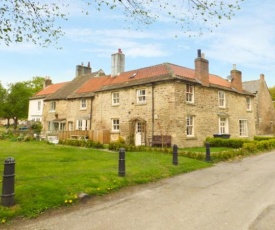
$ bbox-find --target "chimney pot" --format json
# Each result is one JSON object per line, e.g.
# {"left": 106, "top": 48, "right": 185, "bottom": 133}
{"left": 197, "top": 49, "right": 201, "bottom": 58}
{"left": 233, "top": 64, "right": 236, "bottom": 70}
{"left": 118, "top": 48, "right": 122, "bottom": 54}
{"left": 88, "top": 62, "right": 90, "bottom": 68}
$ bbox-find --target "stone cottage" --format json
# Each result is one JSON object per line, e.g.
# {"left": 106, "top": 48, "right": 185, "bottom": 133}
{"left": 243, "top": 75, "right": 275, "bottom": 135}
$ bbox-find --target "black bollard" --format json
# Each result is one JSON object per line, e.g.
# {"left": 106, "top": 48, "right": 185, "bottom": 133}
{"left": 118, "top": 148, "right": 125, "bottom": 177}
{"left": 205, "top": 142, "right": 211, "bottom": 161}
{"left": 1, "top": 157, "right": 15, "bottom": 207}
{"left": 172, "top": 144, "right": 178, "bottom": 165}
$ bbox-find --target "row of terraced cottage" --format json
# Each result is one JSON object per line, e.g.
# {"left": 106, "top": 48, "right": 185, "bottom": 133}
{"left": 28, "top": 49, "right": 275, "bottom": 147}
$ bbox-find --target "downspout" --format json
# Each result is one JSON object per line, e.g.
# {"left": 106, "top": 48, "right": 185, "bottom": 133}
{"left": 152, "top": 83, "right": 155, "bottom": 139}
{"left": 90, "top": 97, "right": 94, "bottom": 130}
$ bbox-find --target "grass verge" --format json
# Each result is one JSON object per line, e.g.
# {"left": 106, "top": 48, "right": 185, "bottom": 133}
{"left": 0, "top": 140, "right": 211, "bottom": 223}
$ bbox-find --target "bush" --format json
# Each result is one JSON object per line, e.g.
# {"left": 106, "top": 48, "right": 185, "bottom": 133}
{"left": 205, "top": 137, "right": 251, "bottom": 148}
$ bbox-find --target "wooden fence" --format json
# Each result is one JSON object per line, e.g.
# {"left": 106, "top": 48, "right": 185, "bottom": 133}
{"left": 58, "top": 130, "right": 110, "bottom": 144}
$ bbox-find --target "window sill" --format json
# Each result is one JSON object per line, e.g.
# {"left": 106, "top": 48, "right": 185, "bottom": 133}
{"left": 186, "top": 136, "right": 197, "bottom": 140}
{"left": 186, "top": 102, "right": 195, "bottom": 106}
{"left": 136, "top": 102, "right": 147, "bottom": 106}
{"left": 112, "top": 104, "right": 120, "bottom": 107}
{"left": 111, "top": 131, "right": 120, "bottom": 134}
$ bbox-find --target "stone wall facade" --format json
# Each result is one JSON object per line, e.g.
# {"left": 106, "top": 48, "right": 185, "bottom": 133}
{"left": 91, "top": 80, "right": 256, "bottom": 147}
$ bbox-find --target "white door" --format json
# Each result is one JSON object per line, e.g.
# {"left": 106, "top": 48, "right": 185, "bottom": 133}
{"left": 135, "top": 122, "right": 142, "bottom": 146}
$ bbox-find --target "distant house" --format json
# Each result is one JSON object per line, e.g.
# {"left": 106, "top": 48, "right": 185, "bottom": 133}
{"left": 38, "top": 49, "right": 258, "bottom": 147}
{"left": 28, "top": 78, "right": 68, "bottom": 122}
{"left": 243, "top": 75, "right": 275, "bottom": 135}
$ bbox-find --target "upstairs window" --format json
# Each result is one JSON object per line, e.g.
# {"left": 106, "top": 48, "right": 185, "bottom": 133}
{"left": 246, "top": 97, "right": 252, "bottom": 111}
{"left": 186, "top": 115, "right": 194, "bottom": 137}
{"left": 186, "top": 84, "right": 194, "bottom": 103}
{"left": 137, "top": 89, "right": 146, "bottom": 104}
{"left": 80, "top": 98, "right": 87, "bottom": 109}
{"left": 50, "top": 101, "right": 56, "bottom": 111}
{"left": 112, "top": 92, "right": 120, "bottom": 105}
{"left": 218, "top": 91, "right": 226, "bottom": 108}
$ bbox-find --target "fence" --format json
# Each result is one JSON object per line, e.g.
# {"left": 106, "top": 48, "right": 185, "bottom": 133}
{"left": 58, "top": 130, "right": 110, "bottom": 144}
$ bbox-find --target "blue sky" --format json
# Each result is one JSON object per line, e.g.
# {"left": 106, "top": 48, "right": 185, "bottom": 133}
{"left": 0, "top": 0, "right": 274, "bottom": 88}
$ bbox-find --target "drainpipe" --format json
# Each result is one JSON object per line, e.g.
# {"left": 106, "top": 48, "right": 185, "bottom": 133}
{"left": 90, "top": 97, "right": 94, "bottom": 130}
{"left": 152, "top": 83, "right": 155, "bottom": 139}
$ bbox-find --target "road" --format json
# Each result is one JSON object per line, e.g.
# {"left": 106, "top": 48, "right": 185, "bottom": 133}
{"left": 4, "top": 151, "right": 275, "bottom": 230}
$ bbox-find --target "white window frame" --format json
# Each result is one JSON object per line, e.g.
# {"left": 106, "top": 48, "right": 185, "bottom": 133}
{"left": 112, "top": 92, "right": 120, "bottom": 105}
{"left": 112, "top": 119, "right": 120, "bottom": 132}
{"left": 37, "top": 101, "right": 41, "bottom": 111}
{"left": 137, "top": 89, "right": 146, "bottom": 104}
{"left": 219, "top": 117, "right": 229, "bottom": 134}
{"left": 68, "top": 121, "right": 73, "bottom": 131}
{"left": 80, "top": 98, "right": 87, "bottom": 110}
{"left": 239, "top": 119, "right": 248, "bottom": 137}
{"left": 218, "top": 91, "right": 226, "bottom": 108}
{"left": 50, "top": 101, "right": 56, "bottom": 111}
{"left": 186, "top": 115, "right": 194, "bottom": 137}
{"left": 246, "top": 97, "right": 252, "bottom": 111}
{"left": 186, "top": 84, "right": 194, "bottom": 103}
{"left": 77, "top": 120, "right": 82, "bottom": 130}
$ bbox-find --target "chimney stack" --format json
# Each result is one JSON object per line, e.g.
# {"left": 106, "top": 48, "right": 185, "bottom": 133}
{"left": 111, "top": 48, "right": 125, "bottom": 77}
{"left": 195, "top": 49, "right": 209, "bottom": 86}
{"left": 75, "top": 62, "right": 92, "bottom": 78}
{"left": 44, "top": 77, "right": 52, "bottom": 88}
{"left": 230, "top": 64, "right": 242, "bottom": 92}
{"left": 260, "top": 74, "right": 265, "bottom": 80}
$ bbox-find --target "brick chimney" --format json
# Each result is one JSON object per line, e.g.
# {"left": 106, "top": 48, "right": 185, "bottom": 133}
{"left": 44, "top": 77, "right": 52, "bottom": 88}
{"left": 111, "top": 48, "right": 125, "bottom": 77}
{"left": 75, "top": 62, "right": 92, "bottom": 78}
{"left": 230, "top": 64, "right": 242, "bottom": 92}
{"left": 195, "top": 49, "right": 209, "bottom": 86}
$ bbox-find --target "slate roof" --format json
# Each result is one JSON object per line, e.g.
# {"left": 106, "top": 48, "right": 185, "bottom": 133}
{"left": 75, "top": 63, "right": 252, "bottom": 96}
{"left": 44, "top": 70, "right": 104, "bottom": 101}
{"left": 242, "top": 79, "right": 260, "bottom": 94}
{"left": 30, "top": 82, "right": 69, "bottom": 100}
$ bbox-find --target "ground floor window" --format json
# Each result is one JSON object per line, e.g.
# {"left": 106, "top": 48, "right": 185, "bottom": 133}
{"left": 112, "top": 119, "right": 120, "bottom": 132}
{"left": 186, "top": 115, "right": 194, "bottom": 136}
{"left": 239, "top": 120, "right": 248, "bottom": 137}
{"left": 219, "top": 117, "right": 229, "bottom": 134}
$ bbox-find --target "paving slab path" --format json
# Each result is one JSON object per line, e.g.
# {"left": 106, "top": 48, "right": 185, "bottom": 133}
{"left": 4, "top": 151, "right": 275, "bottom": 230}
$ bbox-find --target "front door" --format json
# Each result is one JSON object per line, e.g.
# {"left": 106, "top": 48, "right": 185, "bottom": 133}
{"left": 135, "top": 121, "right": 143, "bottom": 146}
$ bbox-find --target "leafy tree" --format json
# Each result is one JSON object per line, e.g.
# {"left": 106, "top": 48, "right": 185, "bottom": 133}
{"left": 0, "top": 0, "right": 243, "bottom": 47}
{"left": 0, "top": 0, "right": 67, "bottom": 47}
{"left": 23, "top": 76, "right": 45, "bottom": 96}
{"left": 3, "top": 82, "right": 34, "bottom": 129}
{"left": 92, "top": 0, "right": 244, "bottom": 34}
{"left": 269, "top": 86, "right": 275, "bottom": 107}
{"left": 0, "top": 82, "right": 7, "bottom": 118}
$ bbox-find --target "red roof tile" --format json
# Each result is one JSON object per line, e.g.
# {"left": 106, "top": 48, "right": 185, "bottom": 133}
{"left": 77, "top": 63, "right": 234, "bottom": 94}
{"left": 35, "top": 82, "right": 68, "bottom": 96}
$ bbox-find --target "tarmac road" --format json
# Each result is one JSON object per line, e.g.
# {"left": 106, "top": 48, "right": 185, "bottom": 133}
{"left": 4, "top": 151, "right": 275, "bottom": 230}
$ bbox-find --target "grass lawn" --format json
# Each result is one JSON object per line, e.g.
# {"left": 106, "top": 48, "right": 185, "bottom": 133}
{"left": 0, "top": 140, "right": 212, "bottom": 222}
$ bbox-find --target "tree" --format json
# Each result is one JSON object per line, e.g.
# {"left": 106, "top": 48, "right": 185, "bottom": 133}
{"left": 23, "top": 76, "right": 45, "bottom": 96}
{"left": 3, "top": 82, "right": 33, "bottom": 129}
{"left": 0, "top": 0, "right": 67, "bottom": 47}
{"left": 0, "top": 81, "right": 7, "bottom": 118}
{"left": 92, "top": 0, "right": 244, "bottom": 34}
{"left": 0, "top": 0, "right": 243, "bottom": 47}
{"left": 269, "top": 86, "right": 275, "bottom": 107}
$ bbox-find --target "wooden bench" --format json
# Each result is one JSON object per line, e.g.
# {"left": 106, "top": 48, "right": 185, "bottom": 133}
{"left": 151, "top": 135, "right": 172, "bottom": 147}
